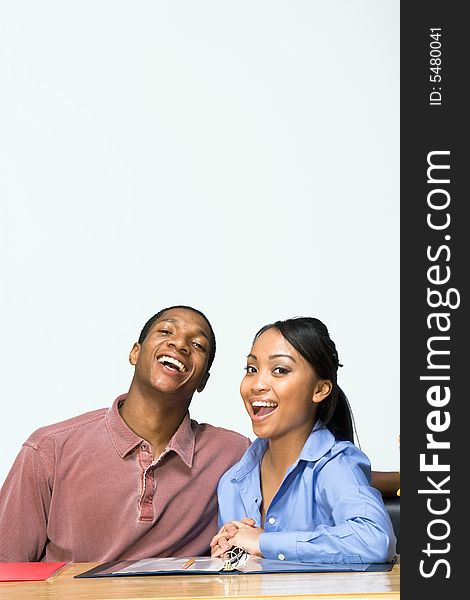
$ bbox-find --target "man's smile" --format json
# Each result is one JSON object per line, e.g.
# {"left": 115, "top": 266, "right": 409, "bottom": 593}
{"left": 156, "top": 354, "right": 188, "bottom": 374}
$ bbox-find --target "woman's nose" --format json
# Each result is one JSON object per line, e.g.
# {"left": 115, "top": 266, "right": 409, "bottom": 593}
{"left": 252, "top": 376, "right": 270, "bottom": 392}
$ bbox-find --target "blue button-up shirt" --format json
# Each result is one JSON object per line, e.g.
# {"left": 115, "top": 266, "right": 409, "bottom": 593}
{"left": 217, "top": 423, "right": 396, "bottom": 564}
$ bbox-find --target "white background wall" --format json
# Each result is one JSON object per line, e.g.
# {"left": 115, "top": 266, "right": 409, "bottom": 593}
{"left": 0, "top": 0, "right": 400, "bottom": 485}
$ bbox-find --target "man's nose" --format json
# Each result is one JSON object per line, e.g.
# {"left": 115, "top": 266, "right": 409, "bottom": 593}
{"left": 167, "top": 336, "right": 189, "bottom": 353}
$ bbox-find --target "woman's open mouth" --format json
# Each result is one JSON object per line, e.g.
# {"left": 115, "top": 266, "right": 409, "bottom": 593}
{"left": 251, "top": 401, "right": 278, "bottom": 418}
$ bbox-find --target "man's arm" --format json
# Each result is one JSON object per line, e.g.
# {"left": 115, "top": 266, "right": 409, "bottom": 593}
{"left": 0, "top": 444, "right": 51, "bottom": 561}
{"left": 371, "top": 471, "right": 400, "bottom": 498}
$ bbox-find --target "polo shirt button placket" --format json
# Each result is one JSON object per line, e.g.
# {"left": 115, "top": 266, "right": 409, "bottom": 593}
{"left": 138, "top": 443, "right": 155, "bottom": 521}
{"left": 139, "top": 468, "right": 155, "bottom": 521}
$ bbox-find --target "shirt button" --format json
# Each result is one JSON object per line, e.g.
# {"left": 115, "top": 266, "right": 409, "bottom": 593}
{"left": 140, "top": 443, "right": 148, "bottom": 451}
{"left": 278, "top": 553, "right": 285, "bottom": 561}
{"left": 268, "top": 517, "right": 276, "bottom": 525}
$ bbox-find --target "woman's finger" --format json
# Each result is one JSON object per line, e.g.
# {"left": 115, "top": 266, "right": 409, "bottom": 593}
{"left": 212, "top": 540, "right": 234, "bottom": 558}
{"left": 210, "top": 531, "right": 227, "bottom": 548}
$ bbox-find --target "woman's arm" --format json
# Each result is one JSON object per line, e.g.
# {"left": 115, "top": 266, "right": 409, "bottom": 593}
{"left": 214, "top": 445, "right": 397, "bottom": 563}
{"left": 259, "top": 451, "right": 396, "bottom": 564}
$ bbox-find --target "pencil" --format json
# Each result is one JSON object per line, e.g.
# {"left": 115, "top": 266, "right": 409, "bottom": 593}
{"left": 182, "top": 558, "right": 196, "bottom": 570}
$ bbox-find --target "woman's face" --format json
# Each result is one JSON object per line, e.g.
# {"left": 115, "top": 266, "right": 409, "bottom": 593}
{"left": 240, "top": 328, "right": 331, "bottom": 441}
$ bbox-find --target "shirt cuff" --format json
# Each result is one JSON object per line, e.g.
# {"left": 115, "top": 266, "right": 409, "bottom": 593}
{"left": 259, "top": 531, "right": 299, "bottom": 562}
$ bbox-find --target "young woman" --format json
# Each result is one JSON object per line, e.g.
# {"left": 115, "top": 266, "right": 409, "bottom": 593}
{"left": 211, "top": 317, "right": 396, "bottom": 564}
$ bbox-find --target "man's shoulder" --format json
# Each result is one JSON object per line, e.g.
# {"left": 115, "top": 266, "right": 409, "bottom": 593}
{"left": 25, "top": 407, "right": 108, "bottom": 449}
{"left": 191, "top": 420, "right": 251, "bottom": 449}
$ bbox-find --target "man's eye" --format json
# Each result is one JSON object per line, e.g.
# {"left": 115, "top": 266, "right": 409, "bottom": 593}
{"left": 244, "top": 365, "right": 257, "bottom": 374}
{"left": 273, "top": 367, "right": 289, "bottom": 375}
{"left": 159, "top": 329, "right": 171, "bottom": 335}
{"left": 193, "top": 341, "right": 206, "bottom": 351}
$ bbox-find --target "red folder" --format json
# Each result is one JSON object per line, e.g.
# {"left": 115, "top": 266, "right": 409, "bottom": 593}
{"left": 0, "top": 562, "right": 67, "bottom": 581}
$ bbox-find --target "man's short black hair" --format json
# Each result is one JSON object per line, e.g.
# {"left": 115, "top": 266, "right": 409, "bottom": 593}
{"left": 138, "top": 305, "right": 216, "bottom": 372}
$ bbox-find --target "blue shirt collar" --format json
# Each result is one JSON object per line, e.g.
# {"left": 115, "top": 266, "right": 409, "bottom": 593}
{"left": 232, "top": 420, "right": 336, "bottom": 481}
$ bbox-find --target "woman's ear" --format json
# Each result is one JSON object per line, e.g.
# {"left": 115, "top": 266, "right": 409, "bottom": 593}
{"left": 312, "top": 379, "right": 333, "bottom": 404}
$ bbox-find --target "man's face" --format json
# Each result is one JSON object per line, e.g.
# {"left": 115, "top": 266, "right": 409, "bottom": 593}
{"left": 129, "top": 308, "right": 212, "bottom": 399}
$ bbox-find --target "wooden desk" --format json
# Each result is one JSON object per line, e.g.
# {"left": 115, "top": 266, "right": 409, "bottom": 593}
{"left": 0, "top": 561, "right": 400, "bottom": 600}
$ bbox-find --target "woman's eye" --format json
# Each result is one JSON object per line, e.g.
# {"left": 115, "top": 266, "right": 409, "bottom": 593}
{"left": 273, "top": 367, "right": 289, "bottom": 375}
{"left": 159, "top": 329, "right": 171, "bottom": 335}
{"left": 244, "top": 365, "right": 257, "bottom": 374}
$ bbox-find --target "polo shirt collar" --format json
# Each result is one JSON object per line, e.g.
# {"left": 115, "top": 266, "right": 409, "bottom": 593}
{"left": 106, "top": 395, "right": 142, "bottom": 457}
{"left": 105, "top": 394, "right": 196, "bottom": 468}
{"left": 166, "top": 413, "right": 195, "bottom": 468}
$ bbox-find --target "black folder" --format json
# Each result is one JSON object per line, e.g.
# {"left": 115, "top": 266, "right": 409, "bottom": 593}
{"left": 75, "top": 555, "right": 396, "bottom": 578}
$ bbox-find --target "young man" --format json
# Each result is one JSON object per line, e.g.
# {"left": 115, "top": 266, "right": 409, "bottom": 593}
{"left": 0, "top": 305, "right": 250, "bottom": 562}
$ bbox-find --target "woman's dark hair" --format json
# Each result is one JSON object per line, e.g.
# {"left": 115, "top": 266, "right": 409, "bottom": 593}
{"left": 254, "top": 317, "right": 356, "bottom": 443}
{"left": 138, "top": 305, "right": 216, "bottom": 372}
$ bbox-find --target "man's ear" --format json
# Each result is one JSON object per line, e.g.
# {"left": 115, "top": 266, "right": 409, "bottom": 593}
{"left": 196, "top": 372, "right": 210, "bottom": 393}
{"left": 312, "top": 379, "right": 333, "bottom": 404}
{"left": 129, "top": 342, "right": 141, "bottom": 366}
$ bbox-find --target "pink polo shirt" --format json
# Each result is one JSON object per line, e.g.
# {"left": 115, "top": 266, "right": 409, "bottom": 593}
{"left": 0, "top": 395, "right": 250, "bottom": 562}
